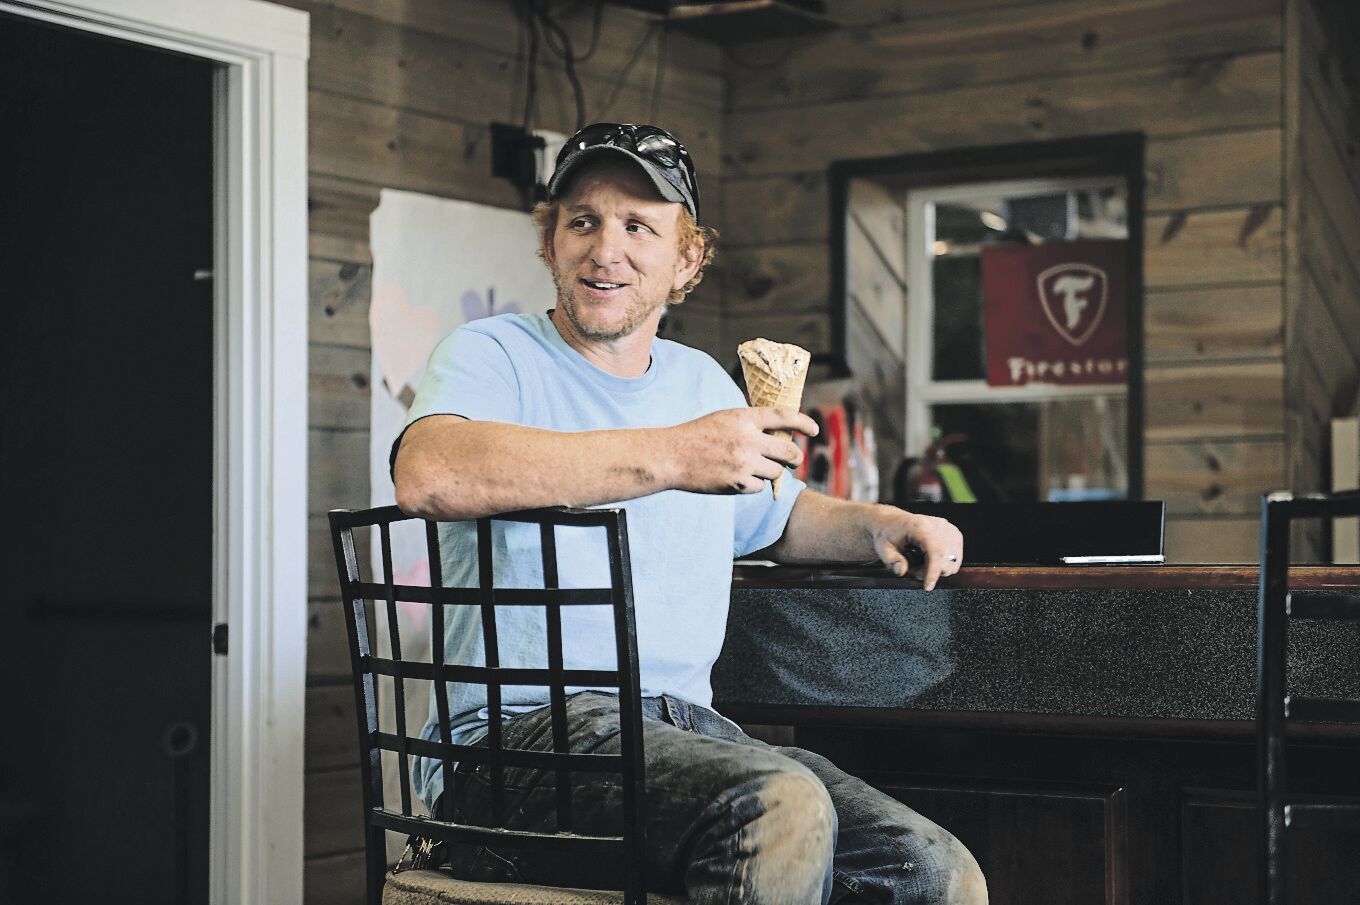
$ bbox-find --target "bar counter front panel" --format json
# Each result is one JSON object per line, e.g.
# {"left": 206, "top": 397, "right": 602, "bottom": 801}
{"left": 714, "top": 565, "right": 1360, "bottom": 905}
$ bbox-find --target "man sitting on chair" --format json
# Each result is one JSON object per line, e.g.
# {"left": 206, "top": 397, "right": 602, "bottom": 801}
{"left": 391, "top": 122, "right": 986, "bottom": 905}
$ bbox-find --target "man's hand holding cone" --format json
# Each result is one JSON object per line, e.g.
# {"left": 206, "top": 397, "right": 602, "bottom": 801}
{"left": 737, "top": 338, "right": 812, "bottom": 499}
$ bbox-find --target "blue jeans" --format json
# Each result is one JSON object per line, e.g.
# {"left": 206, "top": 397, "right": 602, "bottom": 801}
{"left": 437, "top": 691, "right": 987, "bottom": 904}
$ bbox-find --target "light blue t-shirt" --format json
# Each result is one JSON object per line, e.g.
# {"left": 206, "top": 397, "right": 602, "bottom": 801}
{"left": 396, "top": 312, "right": 805, "bottom": 810}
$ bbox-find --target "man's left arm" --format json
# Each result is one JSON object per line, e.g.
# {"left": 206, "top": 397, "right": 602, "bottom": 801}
{"left": 765, "top": 490, "right": 963, "bottom": 591}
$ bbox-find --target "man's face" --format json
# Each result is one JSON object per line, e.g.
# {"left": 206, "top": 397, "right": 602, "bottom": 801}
{"left": 546, "top": 158, "right": 699, "bottom": 343}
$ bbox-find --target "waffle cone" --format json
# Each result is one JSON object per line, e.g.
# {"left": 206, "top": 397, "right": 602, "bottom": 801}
{"left": 739, "top": 360, "right": 809, "bottom": 500}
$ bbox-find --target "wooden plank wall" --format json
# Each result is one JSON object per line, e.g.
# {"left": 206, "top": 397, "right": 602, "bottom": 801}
{"left": 1284, "top": 0, "right": 1360, "bottom": 557}
{"left": 267, "top": 1, "right": 725, "bottom": 900}
{"left": 719, "top": 0, "right": 1290, "bottom": 561}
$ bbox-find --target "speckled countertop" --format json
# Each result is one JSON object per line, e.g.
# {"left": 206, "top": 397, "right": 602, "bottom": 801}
{"left": 712, "top": 566, "right": 1360, "bottom": 723}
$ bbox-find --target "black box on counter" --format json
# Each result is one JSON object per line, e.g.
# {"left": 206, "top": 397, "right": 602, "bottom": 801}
{"left": 902, "top": 500, "right": 1166, "bottom": 565}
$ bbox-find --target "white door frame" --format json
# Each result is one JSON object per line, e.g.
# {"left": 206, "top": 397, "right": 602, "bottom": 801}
{"left": 2, "top": 2, "right": 310, "bottom": 903}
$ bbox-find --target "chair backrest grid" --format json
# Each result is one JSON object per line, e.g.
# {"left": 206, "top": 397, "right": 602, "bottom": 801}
{"left": 379, "top": 521, "right": 414, "bottom": 817}
{"left": 1257, "top": 489, "right": 1360, "bottom": 905}
{"left": 540, "top": 520, "right": 574, "bottom": 833}
{"left": 331, "top": 517, "right": 390, "bottom": 905}
{"left": 606, "top": 515, "right": 646, "bottom": 901}
{"left": 329, "top": 505, "right": 644, "bottom": 903}
{"left": 476, "top": 517, "right": 507, "bottom": 825}
{"left": 333, "top": 524, "right": 384, "bottom": 806}
{"left": 424, "top": 519, "right": 457, "bottom": 821}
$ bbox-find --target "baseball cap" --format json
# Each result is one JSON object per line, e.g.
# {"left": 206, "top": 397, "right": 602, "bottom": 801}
{"left": 547, "top": 122, "right": 701, "bottom": 222}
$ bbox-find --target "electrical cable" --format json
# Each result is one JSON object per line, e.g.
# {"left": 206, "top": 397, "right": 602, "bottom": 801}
{"left": 521, "top": 0, "right": 540, "bottom": 131}
{"left": 649, "top": 19, "right": 667, "bottom": 123}
{"left": 573, "top": 0, "right": 606, "bottom": 64}
{"left": 531, "top": 0, "right": 586, "bottom": 130}
{"left": 595, "top": 21, "right": 659, "bottom": 121}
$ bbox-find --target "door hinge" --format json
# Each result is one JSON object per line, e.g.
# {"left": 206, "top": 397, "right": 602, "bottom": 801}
{"left": 212, "top": 622, "right": 228, "bottom": 656}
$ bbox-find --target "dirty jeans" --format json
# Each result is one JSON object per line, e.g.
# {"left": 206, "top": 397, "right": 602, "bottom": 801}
{"left": 436, "top": 691, "right": 986, "bottom": 904}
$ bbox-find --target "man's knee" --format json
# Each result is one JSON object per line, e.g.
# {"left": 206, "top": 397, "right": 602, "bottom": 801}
{"left": 688, "top": 762, "right": 837, "bottom": 903}
{"left": 742, "top": 768, "right": 837, "bottom": 902}
{"left": 902, "top": 829, "right": 987, "bottom": 905}
{"left": 756, "top": 768, "right": 837, "bottom": 855}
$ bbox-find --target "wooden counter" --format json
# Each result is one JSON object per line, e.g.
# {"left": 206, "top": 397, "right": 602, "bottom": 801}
{"left": 734, "top": 562, "right": 1360, "bottom": 590}
{"left": 714, "top": 564, "right": 1360, "bottom": 905}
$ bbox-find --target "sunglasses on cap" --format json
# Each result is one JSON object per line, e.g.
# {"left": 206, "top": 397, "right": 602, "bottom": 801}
{"left": 550, "top": 123, "right": 701, "bottom": 222}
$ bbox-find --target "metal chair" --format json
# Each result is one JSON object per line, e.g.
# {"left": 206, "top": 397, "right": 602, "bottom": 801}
{"left": 330, "top": 505, "right": 678, "bottom": 905}
{"left": 1257, "top": 489, "right": 1360, "bottom": 904}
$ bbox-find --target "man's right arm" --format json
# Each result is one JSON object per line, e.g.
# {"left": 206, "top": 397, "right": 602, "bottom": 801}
{"left": 393, "top": 408, "right": 818, "bottom": 521}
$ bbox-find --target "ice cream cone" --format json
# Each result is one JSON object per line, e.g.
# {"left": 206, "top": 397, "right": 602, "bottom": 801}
{"left": 737, "top": 338, "right": 812, "bottom": 499}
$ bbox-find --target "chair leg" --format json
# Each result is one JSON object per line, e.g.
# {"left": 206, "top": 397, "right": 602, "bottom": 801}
{"left": 366, "top": 827, "right": 388, "bottom": 905}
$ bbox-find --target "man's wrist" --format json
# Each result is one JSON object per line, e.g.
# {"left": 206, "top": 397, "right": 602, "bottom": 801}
{"left": 860, "top": 501, "right": 902, "bottom": 545}
{"left": 647, "top": 425, "right": 684, "bottom": 492}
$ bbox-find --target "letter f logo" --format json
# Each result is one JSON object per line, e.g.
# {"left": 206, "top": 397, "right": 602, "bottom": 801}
{"left": 1037, "top": 263, "right": 1107, "bottom": 346}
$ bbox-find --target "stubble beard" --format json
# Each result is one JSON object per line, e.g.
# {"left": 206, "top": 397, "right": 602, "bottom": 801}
{"left": 555, "top": 275, "right": 665, "bottom": 343}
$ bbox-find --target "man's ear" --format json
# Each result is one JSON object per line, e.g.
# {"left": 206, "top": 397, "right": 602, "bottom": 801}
{"left": 542, "top": 232, "right": 556, "bottom": 268}
{"left": 673, "top": 236, "right": 704, "bottom": 291}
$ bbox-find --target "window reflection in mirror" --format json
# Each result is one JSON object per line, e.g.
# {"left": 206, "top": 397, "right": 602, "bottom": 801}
{"left": 906, "top": 177, "right": 1130, "bottom": 504}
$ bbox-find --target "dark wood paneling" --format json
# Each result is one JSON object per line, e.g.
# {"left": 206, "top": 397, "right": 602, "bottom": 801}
{"left": 309, "top": 91, "right": 720, "bottom": 218}
{"left": 791, "top": 722, "right": 1360, "bottom": 905}
{"left": 305, "top": 767, "right": 366, "bottom": 857}
{"left": 721, "top": 172, "right": 829, "bottom": 247}
{"left": 304, "top": 849, "right": 368, "bottom": 905}
{"left": 305, "top": 4, "right": 721, "bottom": 141}
{"left": 1180, "top": 789, "right": 1360, "bottom": 905}
{"left": 1144, "top": 127, "right": 1282, "bottom": 212}
{"left": 1144, "top": 284, "right": 1282, "bottom": 364}
{"left": 306, "top": 682, "right": 360, "bottom": 773}
{"left": 310, "top": 344, "right": 370, "bottom": 432}
{"left": 879, "top": 781, "right": 1122, "bottom": 905}
{"left": 726, "top": 0, "right": 1279, "bottom": 112}
{"left": 1144, "top": 206, "right": 1282, "bottom": 289}
{"left": 309, "top": 428, "right": 369, "bottom": 519}
{"left": 309, "top": 258, "right": 371, "bottom": 348}
{"left": 309, "top": 176, "right": 378, "bottom": 264}
{"left": 1297, "top": 0, "right": 1360, "bottom": 204}
{"left": 720, "top": 129, "right": 1282, "bottom": 251}
{"left": 1163, "top": 516, "right": 1259, "bottom": 563}
{"left": 278, "top": 0, "right": 724, "bottom": 77}
{"left": 308, "top": 600, "right": 353, "bottom": 683}
{"left": 1290, "top": 269, "right": 1353, "bottom": 458}
{"left": 1298, "top": 102, "right": 1360, "bottom": 367}
{"left": 309, "top": 91, "right": 524, "bottom": 207}
{"left": 1144, "top": 361, "right": 1285, "bottom": 441}
{"left": 811, "top": 0, "right": 1090, "bottom": 28}
{"left": 1296, "top": 206, "right": 1360, "bottom": 396}
{"left": 1145, "top": 438, "right": 1285, "bottom": 515}
{"left": 723, "top": 52, "right": 1280, "bottom": 177}
{"left": 719, "top": 242, "right": 832, "bottom": 320}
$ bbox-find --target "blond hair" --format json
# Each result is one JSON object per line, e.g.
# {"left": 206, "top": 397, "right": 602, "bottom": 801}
{"left": 531, "top": 200, "right": 719, "bottom": 304}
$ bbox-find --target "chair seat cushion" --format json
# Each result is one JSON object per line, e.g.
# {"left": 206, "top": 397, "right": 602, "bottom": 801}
{"left": 383, "top": 869, "right": 687, "bottom": 905}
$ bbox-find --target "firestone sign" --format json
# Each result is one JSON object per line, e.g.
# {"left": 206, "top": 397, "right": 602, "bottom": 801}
{"left": 980, "top": 239, "right": 1128, "bottom": 387}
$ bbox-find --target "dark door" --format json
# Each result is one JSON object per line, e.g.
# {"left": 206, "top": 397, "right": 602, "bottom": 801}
{"left": 0, "top": 16, "right": 215, "bottom": 904}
